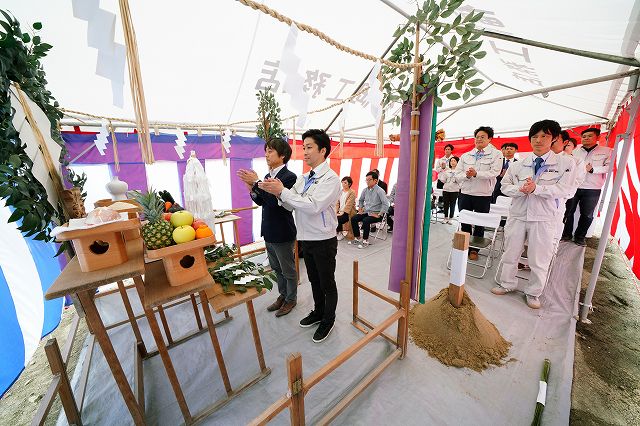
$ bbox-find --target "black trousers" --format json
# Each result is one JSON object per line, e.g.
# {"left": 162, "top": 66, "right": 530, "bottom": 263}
{"left": 458, "top": 193, "right": 491, "bottom": 252}
{"left": 351, "top": 213, "right": 383, "bottom": 240}
{"left": 442, "top": 190, "right": 459, "bottom": 218}
{"left": 336, "top": 212, "right": 350, "bottom": 231}
{"left": 563, "top": 188, "right": 601, "bottom": 239}
{"left": 301, "top": 237, "right": 338, "bottom": 324}
{"left": 387, "top": 206, "right": 394, "bottom": 230}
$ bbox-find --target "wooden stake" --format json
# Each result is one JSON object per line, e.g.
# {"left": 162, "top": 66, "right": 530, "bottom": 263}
{"left": 287, "top": 353, "right": 305, "bottom": 426}
{"left": 448, "top": 231, "right": 470, "bottom": 308}
{"left": 44, "top": 339, "right": 82, "bottom": 426}
{"left": 404, "top": 23, "right": 422, "bottom": 295}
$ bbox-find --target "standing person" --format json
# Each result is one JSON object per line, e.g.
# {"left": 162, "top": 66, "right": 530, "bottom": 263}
{"left": 491, "top": 142, "right": 518, "bottom": 202}
{"left": 439, "top": 156, "right": 461, "bottom": 223}
{"left": 371, "top": 168, "right": 388, "bottom": 193}
{"left": 258, "top": 129, "right": 341, "bottom": 343}
{"left": 237, "top": 138, "right": 298, "bottom": 317}
{"left": 336, "top": 176, "right": 356, "bottom": 241}
{"left": 435, "top": 144, "right": 454, "bottom": 210}
{"left": 349, "top": 171, "right": 390, "bottom": 248}
{"left": 454, "top": 126, "right": 504, "bottom": 260}
{"left": 492, "top": 120, "right": 576, "bottom": 309}
{"left": 563, "top": 138, "right": 577, "bottom": 155}
{"left": 561, "top": 127, "right": 612, "bottom": 246}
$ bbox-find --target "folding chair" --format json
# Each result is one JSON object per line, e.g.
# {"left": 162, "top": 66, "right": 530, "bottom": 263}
{"left": 431, "top": 188, "right": 444, "bottom": 223}
{"left": 447, "top": 210, "right": 502, "bottom": 278}
{"left": 489, "top": 202, "right": 510, "bottom": 253}
{"left": 373, "top": 212, "right": 389, "bottom": 241}
{"left": 494, "top": 244, "right": 557, "bottom": 286}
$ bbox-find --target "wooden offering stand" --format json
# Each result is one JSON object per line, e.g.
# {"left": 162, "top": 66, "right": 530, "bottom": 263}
{"left": 56, "top": 218, "right": 141, "bottom": 272}
{"left": 145, "top": 235, "right": 217, "bottom": 286}
{"left": 94, "top": 199, "right": 143, "bottom": 241}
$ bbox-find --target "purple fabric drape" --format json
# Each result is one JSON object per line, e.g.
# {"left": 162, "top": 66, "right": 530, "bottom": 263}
{"left": 63, "top": 132, "right": 266, "bottom": 246}
{"left": 388, "top": 98, "right": 434, "bottom": 297}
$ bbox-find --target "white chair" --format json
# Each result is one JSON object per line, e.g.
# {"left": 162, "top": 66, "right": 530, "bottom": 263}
{"left": 431, "top": 188, "right": 444, "bottom": 223}
{"left": 489, "top": 203, "right": 510, "bottom": 252}
{"left": 373, "top": 212, "right": 389, "bottom": 241}
{"left": 447, "top": 210, "right": 502, "bottom": 278}
{"left": 495, "top": 195, "right": 512, "bottom": 207}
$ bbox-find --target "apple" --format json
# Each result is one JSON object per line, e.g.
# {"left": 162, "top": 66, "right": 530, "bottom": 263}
{"left": 163, "top": 212, "right": 172, "bottom": 222}
{"left": 192, "top": 219, "right": 206, "bottom": 230}
{"left": 170, "top": 210, "right": 194, "bottom": 227}
{"left": 172, "top": 225, "right": 196, "bottom": 244}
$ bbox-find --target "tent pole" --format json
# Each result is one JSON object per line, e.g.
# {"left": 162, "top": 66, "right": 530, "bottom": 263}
{"left": 340, "top": 70, "right": 638, "bottom": 134}
{"left": 480, "top": 30, "right": 640, "bottom": 68}
{"left": 580, "top": 89, "right": 640, "bottom": 322}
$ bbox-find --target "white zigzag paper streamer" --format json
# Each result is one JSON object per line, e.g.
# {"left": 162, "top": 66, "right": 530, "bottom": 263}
{"left": 72, "top": 0, "right": 125, "bottom": 107}
{"left": 365, "top": 61, "right": 384, "bottom": 126}
{"left": 94, "top": 119, "right": 109, "bottom": 155}
{"left": 279, "top": 23, "right": 310, "bottom": 128}
{"left": 221, "top": 128, "right": 231, "bottom": 154}
{"left": 174, "top": 128, "right": 186, "bottom": 159}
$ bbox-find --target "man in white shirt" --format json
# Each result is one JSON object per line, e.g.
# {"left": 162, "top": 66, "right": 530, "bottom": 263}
{"left": 491, "top": 142, "right": 518, "bottom": 202}
{"left": 259, "top": 129, "right": 341, "bottom": 343}
{"left": 561, "top": 127, "right": 612, "bottom": 246}
{"left": 492, "top": 120, "right": 577, "bottom": 309}
{"left": 454, "top": 126, "right": 504, "bottom": 260}
{"left": 435, "top": 144, "right": 454, "bottom": 210}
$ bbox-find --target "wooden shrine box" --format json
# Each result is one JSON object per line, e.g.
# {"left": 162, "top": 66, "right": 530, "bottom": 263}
{"left": 56, "top": 218, "right": 141, "bottom": 272}
{"left": 94, "top": 199, "right": 143, "bottom": 241}
{"left": 146, "top": 235, "right": 217, "bottom": 286}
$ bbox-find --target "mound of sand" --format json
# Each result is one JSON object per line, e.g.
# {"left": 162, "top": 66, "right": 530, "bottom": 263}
{"left": 409, "top": 288, "right": 511, "bottom": 372}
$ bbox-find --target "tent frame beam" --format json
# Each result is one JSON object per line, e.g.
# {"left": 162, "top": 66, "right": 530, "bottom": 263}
{"left": 481, "top": 30, "right": 640, "bottom": 68}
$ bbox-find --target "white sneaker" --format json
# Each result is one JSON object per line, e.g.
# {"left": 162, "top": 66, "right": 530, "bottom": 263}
{"left": 526, "top": 295, "right": 541, "bottom": 309}
{"left": 336, "top": 233, "right": 344, "bottom": 241}
{"left": 357, "top": 240, "right": 370, "bottom": 249}
{"left": 348, "top": 238, "right": 361, "bottom": 245}
{"left": 491, "top": 286, "right": 512, "bottom": 295}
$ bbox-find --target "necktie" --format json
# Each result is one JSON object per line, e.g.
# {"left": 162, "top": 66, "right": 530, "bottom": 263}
{"left": 534, "top": 157, "right": 544, "bottom": 174}
{"left": 309, "top": 170, "right": 315, "bottom": 178}
{"left": 503, "top": 159, "right": 510, "bottom": 170}
{"left": 303, "top": 170, "right": 316, "bottom": 193}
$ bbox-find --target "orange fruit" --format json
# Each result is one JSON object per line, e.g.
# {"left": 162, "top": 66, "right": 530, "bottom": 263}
{"left": 195, "top": 225, "right": 213, "bottom": 239}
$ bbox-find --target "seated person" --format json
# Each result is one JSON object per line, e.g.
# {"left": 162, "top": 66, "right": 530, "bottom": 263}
{"left": 387, "top": 183, "right": 397, "bottom": 232}
{"left": 349, "top": 171, "right": 390, "bottom": 248}
{"left": 336, "top": 176, "right": 356, "bottom": 240}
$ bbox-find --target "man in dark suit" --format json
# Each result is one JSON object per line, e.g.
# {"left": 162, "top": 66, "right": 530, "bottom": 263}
{"left": 491, "top": 142, "right": 518, "bottom": 202}
{"left": 371, "top": 169, "right": 388, "bottom": 193}
{"left": 237, "top": 137, "right": 298, "bottom": 317}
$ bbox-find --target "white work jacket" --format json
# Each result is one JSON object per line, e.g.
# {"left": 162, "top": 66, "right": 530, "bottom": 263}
{"left": 573, "top": 145, "right": 612, "bottom": 190}
{"left": 438, "top": 169, "right": 461, "bottom": 192}
{"left": 561, "top": 152, "right": 587, "bottom": 198}
{"left": 435, "top": 154, "right": 454, "bottom": 172}
{"left": 500, "top": 151, "right": 577, "bottom": 222}
{"left": 279, "top": 160, "right": 341, "bottom": 241}
{"left": 454, "top": 144, "right": 504, "bottom": 196}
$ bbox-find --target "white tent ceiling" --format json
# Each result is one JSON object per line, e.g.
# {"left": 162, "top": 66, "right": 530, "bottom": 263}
{"left": 4, "top": 0, "right": 639, "bottom": 139}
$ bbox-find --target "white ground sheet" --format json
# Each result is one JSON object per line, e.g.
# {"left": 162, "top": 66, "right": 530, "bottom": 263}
{"left": 60, "top": 223, "right": 583, "bottom": 425}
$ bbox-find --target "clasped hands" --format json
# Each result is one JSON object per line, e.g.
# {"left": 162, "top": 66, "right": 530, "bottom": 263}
{"left": 519, "top": 177, "right": 536, "bottom": 194}
{"left": 237, "top": 169, "right": 284, "bottom": 196}
{"left": 466, "top": 167, "right": 477, "bottom": 178}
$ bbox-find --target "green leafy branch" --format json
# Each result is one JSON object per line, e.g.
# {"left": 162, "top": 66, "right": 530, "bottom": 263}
{"left": 382, "top": 0, "right": 486, "bottom": 125}
{"left": 64, "top": 168, "right": 88, "bottom": 200}
{"left": 255, "top": 87, "right": 286, "bottom": 142}
{"left": 1, "top": 10, "right": 66, "bottom": 242}
{"left": 208, "top": 260, "right": 275, "bottom": 294}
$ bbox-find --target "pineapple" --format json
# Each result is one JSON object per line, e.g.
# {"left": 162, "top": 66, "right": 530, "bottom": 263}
{"left": 129, "top": 190, "right": 174, "bottom": 249}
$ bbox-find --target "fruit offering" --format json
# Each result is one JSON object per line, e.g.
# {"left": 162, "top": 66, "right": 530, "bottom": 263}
{"left": 195, "top": 225, "right": 213, "bottom": 239}
{"left": 170, "top": 210, "right": 194, "bottom": 227}
{"left": 191, "top": 219, "right": 206, "bottom": 230}
{"left": 129, "top": 190, "right": 174, "bottom": 249}
{"left": 173, "top": 225, "right": 196, "bottom": 243}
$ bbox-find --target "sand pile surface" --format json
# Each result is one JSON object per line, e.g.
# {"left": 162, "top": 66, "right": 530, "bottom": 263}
{"left": 409, "top": 288, "right": 511, "bottom": 371}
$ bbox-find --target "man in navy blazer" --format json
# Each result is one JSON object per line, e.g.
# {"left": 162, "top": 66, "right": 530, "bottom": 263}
{"left": 237, "top": 137, "right": 298, "bottom": 317}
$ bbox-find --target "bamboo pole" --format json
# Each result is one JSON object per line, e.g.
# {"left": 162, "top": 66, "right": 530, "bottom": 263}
{"left": 404, "top": 22, "right": 421, "bottom": 294}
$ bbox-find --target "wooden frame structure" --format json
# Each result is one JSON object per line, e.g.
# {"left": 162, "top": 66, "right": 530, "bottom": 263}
{"left": 249, "top": 262, "right": 410, "bottom": 425}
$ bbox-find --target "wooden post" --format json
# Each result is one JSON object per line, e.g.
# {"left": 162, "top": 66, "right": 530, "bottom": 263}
{"left": 44, "top": 339, "right": 82, "bottom": 426}
{"left": 190, "top": 294, "right": 204, "bottom": 330}
{"left": 448, "top": 231, "right": 470, "bottom": 308}
{"left": 117, "top": 280, "right": 146, "bottom": 354}
{"left": 352, "top": 261, "right": 359, "bottom": 323}
{"left": 404, "top": 23, "right": 422, "bottom": 295}
{"left": 287, "top": 353, "right": 305, "bottom": 426}
{"left": 397, "top": 280, "right": 411, "bottom": 358}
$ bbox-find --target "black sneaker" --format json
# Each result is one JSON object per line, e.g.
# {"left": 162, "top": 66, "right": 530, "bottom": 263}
{"left": 574, "top": 237, "right": 587, "bottom": 247}
{"left": 312, "top": 321, "right": 335, "bottom": 343}
{"left": 299, "top": 311, "right": 322, "bottom": 328}
{"left": 560, "top": 235, "right": 572, "bottom": 242}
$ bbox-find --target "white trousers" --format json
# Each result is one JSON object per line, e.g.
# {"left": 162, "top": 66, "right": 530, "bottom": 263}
{"left": 499, "top": 218, "right": 556, "bottom": 297}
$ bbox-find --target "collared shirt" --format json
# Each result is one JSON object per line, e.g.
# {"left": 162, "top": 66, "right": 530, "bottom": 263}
{"left": 532, "top": 151, "right": 552, "bottom": 177}
{"left": 454, "top": 144, "right": 504, "bottom": 196}
{"left": 573, "top": 144, "right": 612, "bottom": 190}
{"left": 269, "top": 164, "right": 286, "bottom": 178}
{"left": 358, "top": 184, "right": 390, "bottom": 214}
